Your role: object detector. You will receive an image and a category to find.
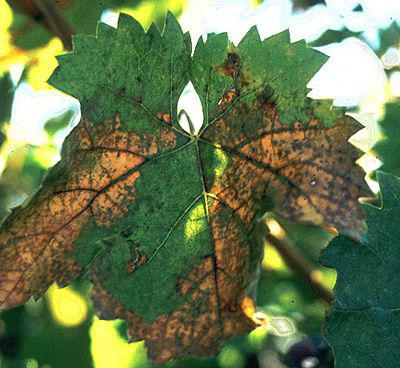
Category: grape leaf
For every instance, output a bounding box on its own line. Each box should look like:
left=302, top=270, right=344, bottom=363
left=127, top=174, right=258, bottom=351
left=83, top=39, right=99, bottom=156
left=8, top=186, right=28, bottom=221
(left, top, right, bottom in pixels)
left=0, top=14, right=369, bottom=362
left=372, top=102, right=400, bottom=176
left=321, top=172, right=400, bottom=368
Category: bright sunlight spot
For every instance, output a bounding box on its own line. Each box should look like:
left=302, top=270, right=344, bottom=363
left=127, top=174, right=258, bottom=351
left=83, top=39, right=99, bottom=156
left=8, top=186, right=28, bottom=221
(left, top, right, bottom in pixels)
left=266, top=218, right=285, bottom=239
left=268, top=317, right=296, bottom=336
left=263, top=244, right=286, bottom=271
left=47, top=284, right=88, bottom=327
left=213, top=147, right=230, bottom=178
left=219, top=345, right=245, bottom=368
left=90, top=318, right=148, bottom=368
left=25, top=359, right=39, bottom=368
left=184, top=201, right=207, bottom=241
left=308, top=38, right=386, bottom=106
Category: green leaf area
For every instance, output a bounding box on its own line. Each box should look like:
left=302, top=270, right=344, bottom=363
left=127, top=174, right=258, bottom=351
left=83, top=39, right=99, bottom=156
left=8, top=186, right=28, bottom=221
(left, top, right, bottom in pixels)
left=321, top=172, right=400, bottom=368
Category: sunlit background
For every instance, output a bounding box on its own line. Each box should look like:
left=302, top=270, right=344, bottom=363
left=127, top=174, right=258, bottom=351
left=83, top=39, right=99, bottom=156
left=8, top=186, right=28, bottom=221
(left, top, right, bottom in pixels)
left=0, top=1, right=399, bottom=367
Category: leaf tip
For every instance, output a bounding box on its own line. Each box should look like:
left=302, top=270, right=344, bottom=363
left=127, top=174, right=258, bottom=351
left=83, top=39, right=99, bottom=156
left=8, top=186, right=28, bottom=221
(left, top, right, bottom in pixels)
left=118, top=12, right=145, bottom=34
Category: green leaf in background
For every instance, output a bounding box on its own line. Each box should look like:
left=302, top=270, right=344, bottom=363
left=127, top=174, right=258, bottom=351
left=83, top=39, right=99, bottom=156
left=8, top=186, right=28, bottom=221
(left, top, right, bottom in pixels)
left=0, top=283, right=93, bottom=368
left=0, top=72, right=15, bottom=221
left=310, top=28, right=362, bottom=48
left=372, top=102, right=400, bottom=176
left=378, top=22, right=400, bottom=56
left=311, top=20, right=400, bottom=57
left=291, top=0, right=326, bottom=10
left=321, top=171, right=400, bottom=368
left=0, top=107, right=77, bottom=224
left=0, top=72, right=14, bottom=146
left=44, top=108, right=76, bottom=138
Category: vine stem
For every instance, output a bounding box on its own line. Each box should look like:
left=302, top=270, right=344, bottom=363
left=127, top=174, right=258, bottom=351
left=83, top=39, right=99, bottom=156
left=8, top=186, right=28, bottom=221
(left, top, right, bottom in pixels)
left=7, top=0, right=75, bottom=50
left=265, top=233, right=334, bottom=304
left=32, top=0, right=74, bottom=50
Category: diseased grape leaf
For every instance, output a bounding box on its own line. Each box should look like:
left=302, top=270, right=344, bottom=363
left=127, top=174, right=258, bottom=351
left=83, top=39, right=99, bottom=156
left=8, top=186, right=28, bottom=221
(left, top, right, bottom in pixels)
left=0, top=14, right=369, bottom=362
left=321, top=172, right=400, bottom=368
left=372, top=102, right=400, bottom=176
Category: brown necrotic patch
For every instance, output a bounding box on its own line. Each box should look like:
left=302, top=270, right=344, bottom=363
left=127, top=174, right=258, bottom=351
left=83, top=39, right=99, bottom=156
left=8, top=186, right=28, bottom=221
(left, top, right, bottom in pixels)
left=157, top=111, right=172, bottom=125
left=202, top=96, right=371, bottom=235
left=223, top=52, right=241, bottom=78
left=0, top=113, right=177, bottom=312
left=126, top=246, right=148, bottom=274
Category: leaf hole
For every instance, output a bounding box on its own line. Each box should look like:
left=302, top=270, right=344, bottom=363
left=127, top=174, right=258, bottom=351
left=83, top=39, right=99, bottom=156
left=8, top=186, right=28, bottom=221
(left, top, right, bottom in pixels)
left=177, top=81, right=204, bottom=135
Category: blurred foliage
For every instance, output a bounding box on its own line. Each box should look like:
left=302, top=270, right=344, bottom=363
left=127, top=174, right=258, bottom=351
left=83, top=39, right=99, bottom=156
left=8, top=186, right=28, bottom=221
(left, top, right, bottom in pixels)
left=0, top=0, right=399, bottom=367
left=310, top=28, right=361, bottom=48
left=379, top=22, right=400, bottom=57
left=258, top=0, right=328, bottom=10
left=0, top=73, right=14, bottom=127
left=312, top=21, right=400, bottom=59
left=0, top=72, right=14, bottom=147
left=0, top=71, right=15, bottom=221
left=7, top=0, right=138, bottom=50
left=0, top=281, right=92, bottom=368
left=372, top=102, right=400, bottom=176
left=291, top=0, right=324, bottom=10
left=119, top=0, right=188, bottom=30
left=274, top=218, right=334, bottom=269
left=0, top=108, right=76, bottom=222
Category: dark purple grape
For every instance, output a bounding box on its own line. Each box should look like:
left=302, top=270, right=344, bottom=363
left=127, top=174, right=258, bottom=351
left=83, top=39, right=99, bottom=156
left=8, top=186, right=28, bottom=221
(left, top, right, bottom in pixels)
left=284, top=336, right=332, bottom=368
